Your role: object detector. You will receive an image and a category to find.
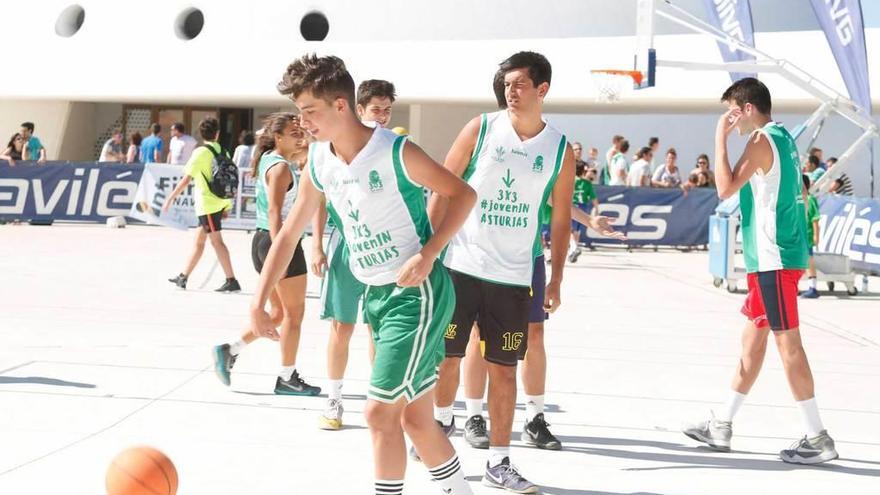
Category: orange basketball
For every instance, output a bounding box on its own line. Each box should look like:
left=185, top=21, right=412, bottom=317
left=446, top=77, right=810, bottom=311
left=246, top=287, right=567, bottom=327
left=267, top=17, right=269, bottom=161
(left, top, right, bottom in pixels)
left=106, top=446, right=178, bottom=495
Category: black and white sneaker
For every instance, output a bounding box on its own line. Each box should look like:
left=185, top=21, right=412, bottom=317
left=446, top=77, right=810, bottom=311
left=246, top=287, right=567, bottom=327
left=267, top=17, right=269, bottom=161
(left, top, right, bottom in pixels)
left=464, top=415, right=490, bottom=449
left=215, top=278, right=241, bottom=293
left=168, top=274, right=187, bottom=289
left=567, top=248, right=581, bottom=263
left=522, top=413, right=562, bottom=450
left=274, top=371, right=321, bottom=396
left=482, top=457, right=538, bottom=494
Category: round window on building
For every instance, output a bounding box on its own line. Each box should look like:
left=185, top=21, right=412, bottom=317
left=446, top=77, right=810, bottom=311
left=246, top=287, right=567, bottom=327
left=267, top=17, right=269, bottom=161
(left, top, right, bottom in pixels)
left=175, top=7, right=204, bottom=41
left=300, top=11, right=329, bottom=41
left=55, top=4, right=85, bottom=38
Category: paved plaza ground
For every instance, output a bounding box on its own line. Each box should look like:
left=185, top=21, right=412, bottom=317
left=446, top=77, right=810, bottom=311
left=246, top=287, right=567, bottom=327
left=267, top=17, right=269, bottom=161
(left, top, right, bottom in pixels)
left=1, top=224, right=878, bottom=494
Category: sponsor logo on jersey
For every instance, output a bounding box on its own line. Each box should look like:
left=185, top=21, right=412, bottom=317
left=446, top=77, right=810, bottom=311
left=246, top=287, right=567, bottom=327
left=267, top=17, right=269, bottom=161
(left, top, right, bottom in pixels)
left=532, top=155, right=544, bottom=173
left=492, top=146, right=506, bottom=163
left=368, top=170, right=383, bottom=192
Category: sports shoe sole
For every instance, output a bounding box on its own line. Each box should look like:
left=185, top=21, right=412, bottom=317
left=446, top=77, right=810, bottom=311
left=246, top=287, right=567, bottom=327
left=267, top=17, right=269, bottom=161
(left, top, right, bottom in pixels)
left=522, top=433, right=562, bottom=451
left=319, top=417, right=342, bottom=431
left=274, top=388, right=321, bottom=396
left=465, top=435, right=490, bottom=449
left=780, top=450, right=839, bottom=465
left=481, top=477, right=539, bottom=494
left=683, top=430, right=731, bottom=452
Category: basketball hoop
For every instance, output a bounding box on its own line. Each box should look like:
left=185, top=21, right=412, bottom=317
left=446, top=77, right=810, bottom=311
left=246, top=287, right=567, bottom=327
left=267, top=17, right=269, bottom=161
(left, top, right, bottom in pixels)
left=590, top=70, right=644, bottom=103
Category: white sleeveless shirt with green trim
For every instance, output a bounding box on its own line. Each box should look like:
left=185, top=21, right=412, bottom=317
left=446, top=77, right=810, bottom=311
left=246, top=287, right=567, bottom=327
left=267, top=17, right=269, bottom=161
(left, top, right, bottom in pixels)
left=443, top=110, right=566, bottom=287
left=308, top=127, right=432, bottom=286
left=739, top=121, right=809, bottom=273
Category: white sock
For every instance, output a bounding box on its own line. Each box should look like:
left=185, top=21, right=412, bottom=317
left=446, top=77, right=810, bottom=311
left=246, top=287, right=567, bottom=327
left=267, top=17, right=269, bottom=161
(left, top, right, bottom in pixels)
left=524, top=394, right=544, bottom=423
left=796, top=397, right=825, bottom=438
left=428, top=455, right=472, bottom=494
left=434, top=405, right=454, bottom=427
left=328, top=379, right=343, bottom=401
left=465, top=397, right=483, bottom=418
left=374, top=479, right=403, bottom=495
left=809, top=277, right=817, bottom=290
left=568, top=238, right=578, bottom=255
left=228, top=339, right=246, bottom=356
left=716, top=391, right=747, bottom=422
left=279, top=365, right=296, bottom=381
left=488, top=446, right=510, bottom=467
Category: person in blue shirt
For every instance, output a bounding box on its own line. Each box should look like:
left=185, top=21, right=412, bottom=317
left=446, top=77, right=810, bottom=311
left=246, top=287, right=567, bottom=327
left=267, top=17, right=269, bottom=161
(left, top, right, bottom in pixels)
left=139, top=123, right=164, bottom=163
left=20, top=122, right=46, bottom=163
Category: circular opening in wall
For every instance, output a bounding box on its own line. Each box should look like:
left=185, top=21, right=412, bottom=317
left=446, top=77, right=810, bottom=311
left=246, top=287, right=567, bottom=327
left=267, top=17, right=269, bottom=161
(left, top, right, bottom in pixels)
left=300, top=11, right=329, bottom=41
left=175, top=7, right=204, bottom=41
left=55, top=4, right=85, bottom=38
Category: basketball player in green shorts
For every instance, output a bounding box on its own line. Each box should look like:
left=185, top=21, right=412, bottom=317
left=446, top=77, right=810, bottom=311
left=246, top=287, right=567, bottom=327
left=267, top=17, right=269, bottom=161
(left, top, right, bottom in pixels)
left=250, top=54, right=476, bottom=495
left=682, top=77, right=837, bottom=464
left=310, top=79, right=397, bottom=430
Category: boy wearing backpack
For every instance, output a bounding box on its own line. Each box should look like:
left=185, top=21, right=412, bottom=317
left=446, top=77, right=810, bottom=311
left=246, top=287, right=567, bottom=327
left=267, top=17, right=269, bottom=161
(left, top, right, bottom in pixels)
left=164, top=117, right=242, bottom=293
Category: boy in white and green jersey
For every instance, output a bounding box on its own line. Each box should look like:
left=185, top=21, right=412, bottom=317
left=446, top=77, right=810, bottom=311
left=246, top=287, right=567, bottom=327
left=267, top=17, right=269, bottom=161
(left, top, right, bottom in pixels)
left=682, top=77, right=837, bottom=465
left=249, top=55, right=476, bottom=495
left=430, top=52, right=575, bottom=494
left=310, top=79, right=397, bottom=430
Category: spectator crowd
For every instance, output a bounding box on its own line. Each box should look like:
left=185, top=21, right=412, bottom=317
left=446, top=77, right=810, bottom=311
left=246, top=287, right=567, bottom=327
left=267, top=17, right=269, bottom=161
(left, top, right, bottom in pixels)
left=0, top=121, right=862, bottom=200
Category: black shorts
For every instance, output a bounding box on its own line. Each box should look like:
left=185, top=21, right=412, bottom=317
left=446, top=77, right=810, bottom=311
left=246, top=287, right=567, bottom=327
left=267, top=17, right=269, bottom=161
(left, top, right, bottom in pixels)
left=445, top=269, right=531, bottom=366
left=198, top=210, right=224, bottom=233
left=251, top=229, right=307, bottom=279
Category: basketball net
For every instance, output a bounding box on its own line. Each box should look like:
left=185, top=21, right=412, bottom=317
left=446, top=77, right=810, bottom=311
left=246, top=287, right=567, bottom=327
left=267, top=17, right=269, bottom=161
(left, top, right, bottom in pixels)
left=590, top=70, right=643, bottom=103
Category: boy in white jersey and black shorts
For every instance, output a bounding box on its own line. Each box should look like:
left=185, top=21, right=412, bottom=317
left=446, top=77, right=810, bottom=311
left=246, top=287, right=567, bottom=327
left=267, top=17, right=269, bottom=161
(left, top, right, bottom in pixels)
left=310, top=79, right=397, bottom=430
left=250, top=54, right=476, bottom=495
left=459, top=71, right=627, bottom=455
left=682, top=77, right=838, bottom=464
left=428, top=52, right=575, bottom=494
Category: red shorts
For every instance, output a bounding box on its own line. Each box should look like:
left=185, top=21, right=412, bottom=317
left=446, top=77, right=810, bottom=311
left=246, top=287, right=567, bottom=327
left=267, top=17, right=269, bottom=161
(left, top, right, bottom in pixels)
left=741, top=269, right=803, bottom=331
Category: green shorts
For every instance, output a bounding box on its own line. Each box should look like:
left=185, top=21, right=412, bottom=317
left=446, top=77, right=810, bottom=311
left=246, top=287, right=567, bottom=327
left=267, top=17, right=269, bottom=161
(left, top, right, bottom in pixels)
left=366, top=262, right=455, bottom=404
left=319, top=228, right=366, bottom=325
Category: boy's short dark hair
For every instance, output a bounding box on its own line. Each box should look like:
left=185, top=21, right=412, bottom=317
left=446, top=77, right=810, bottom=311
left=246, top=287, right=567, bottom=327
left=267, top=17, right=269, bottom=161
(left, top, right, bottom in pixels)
left=242, top=132, right=255, bottom=146
left=808, top=155, right=820, bottom=166
left=493, top=69, right=507, bottom=109
left=150, top=123, right=161, bottom=135
left=721, top=77, right=772, bottom=115
left=277, top=54, right=356, bottom=110
left=172, top=122, right=185, bottom=133
left=21, top=122, right=35, bottom=132
left=619, top=140, right=630, bottom=153
left=357, top=79, right=396, bottom=107
left=648, top=137, right=659, bottom=146
left=498, top=51, right=552, bottom=87
left=199, top=117, right=220, bottom=141
left=667, top=147, right=677, bottom=157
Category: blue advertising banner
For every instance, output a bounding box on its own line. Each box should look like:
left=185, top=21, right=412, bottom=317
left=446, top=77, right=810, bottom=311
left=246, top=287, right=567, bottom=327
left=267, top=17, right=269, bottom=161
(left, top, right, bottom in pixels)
left=0, top=161, right=143, bottom=222
left=702, top=0, right=756, bottom=82
left=581, top=186, right=719, bottom=246
left=817, top=195, right=880, bottom=274
left=809, top=0, right=871, bottom=114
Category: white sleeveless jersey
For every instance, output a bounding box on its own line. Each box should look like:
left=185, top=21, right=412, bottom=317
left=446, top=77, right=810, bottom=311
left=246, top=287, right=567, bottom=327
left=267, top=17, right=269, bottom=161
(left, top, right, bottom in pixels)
left=309, top=127, right=432, bottom=286
left=443, top=111, right=566, bottom=286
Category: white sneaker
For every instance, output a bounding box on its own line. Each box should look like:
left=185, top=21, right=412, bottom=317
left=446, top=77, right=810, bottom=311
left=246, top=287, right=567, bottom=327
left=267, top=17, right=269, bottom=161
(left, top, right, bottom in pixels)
left=682, top=411, right=732, bottom=451
left=780, top=430, right=839, bottom=464
left=319, top=399, right=343, bottom=430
